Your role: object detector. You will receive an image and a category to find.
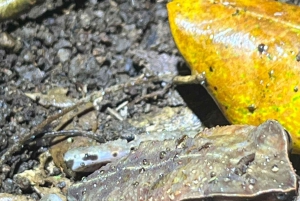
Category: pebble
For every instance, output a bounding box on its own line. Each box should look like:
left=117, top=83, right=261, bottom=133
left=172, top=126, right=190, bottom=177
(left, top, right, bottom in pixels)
left=0, top=32, right=22, bottom=53
left=23, top=51, right=35, bottom=63
left=80, top=11, right=94, bottom=29
left=57, top=48, right=71, bottom=63
left=0, top=0, right=181, bottom=198
left=38, top=31, right=56, bottom=46
left=40, top=194, right=63, bottom=201
left=53, top=39, right=72, bottom=50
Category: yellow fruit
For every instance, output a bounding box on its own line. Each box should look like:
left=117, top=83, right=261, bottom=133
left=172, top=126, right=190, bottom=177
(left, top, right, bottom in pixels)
left=167, top=0, right=300, bottom=153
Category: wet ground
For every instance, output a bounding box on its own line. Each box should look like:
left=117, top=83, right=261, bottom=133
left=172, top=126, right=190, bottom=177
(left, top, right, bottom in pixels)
left=0, top=0, right=229, bottom=199
left=0, top=0, right=299, bottom=200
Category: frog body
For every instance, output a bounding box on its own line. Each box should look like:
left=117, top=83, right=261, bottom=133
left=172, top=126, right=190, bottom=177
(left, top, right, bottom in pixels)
left=167, top=0, right=300, bottom=153
left=67, top=121, right=296, bottom=200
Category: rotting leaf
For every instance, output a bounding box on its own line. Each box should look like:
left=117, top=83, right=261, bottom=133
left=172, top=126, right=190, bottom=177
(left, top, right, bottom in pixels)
left=51, top=106, right=203, bottom=176
left=67, top=120, right=297, bottom=201
left=168, top=0, right=300, bottom=153
left=14, top=151, right=71, bottom=200
left=25, top=87, right=76, bottom=108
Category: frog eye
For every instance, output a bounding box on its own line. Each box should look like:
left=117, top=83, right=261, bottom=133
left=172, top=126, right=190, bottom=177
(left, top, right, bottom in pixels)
left=276, top=192, right=288, bottom=200
left=121, top=134, right=135, bottom=142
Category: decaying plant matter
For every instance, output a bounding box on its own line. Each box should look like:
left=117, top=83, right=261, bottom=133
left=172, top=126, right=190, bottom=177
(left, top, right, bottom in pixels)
left=168, top=0, right=300, bottom=153
left=0, top=0, right=43, bottom=22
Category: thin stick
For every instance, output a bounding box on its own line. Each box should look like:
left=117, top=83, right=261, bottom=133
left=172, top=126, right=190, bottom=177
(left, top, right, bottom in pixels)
left=0, top=74, right=161, bottom=168
left=41, top=130, right=104, bottom=142
left=0, top=103, right=79, bottom=168
left=173, top=74, right=207, bottom=85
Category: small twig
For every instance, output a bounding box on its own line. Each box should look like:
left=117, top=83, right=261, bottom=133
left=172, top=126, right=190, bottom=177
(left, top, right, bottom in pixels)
left=0, top=103, right=80, bottom=168
left=107, top=107, right=124, bottom=121
left=0, top=74, right=161, bottom=168
left=54, top=102, right=94, bottom=131
left=130, top=74, right=206, bottom=106
left=133, top=82, right=172, bottom=104
left=41, top=130, right=105, bottom=143
left=173, top=74, right=207, bottom=85
left=116, top=101, right=128, bottom=111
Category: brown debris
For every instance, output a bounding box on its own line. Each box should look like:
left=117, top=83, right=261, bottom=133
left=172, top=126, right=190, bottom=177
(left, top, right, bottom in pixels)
left=68, top=120, right=297, bottom=201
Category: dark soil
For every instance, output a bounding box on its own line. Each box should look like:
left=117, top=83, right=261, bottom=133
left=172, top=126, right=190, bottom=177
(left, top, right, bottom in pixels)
left=0, top=0, right=299, bottom=200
